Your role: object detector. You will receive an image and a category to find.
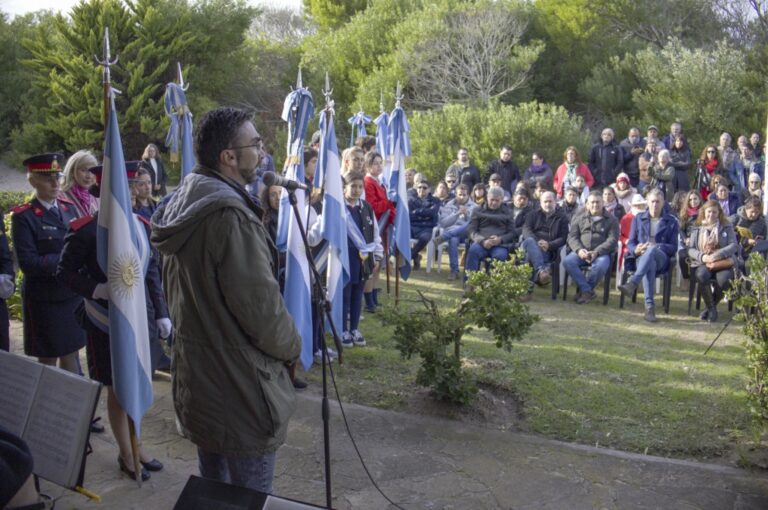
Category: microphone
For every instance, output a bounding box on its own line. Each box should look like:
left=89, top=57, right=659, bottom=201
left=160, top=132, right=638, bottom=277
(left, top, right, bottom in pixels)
left=262, top=171, right=309, bottom=191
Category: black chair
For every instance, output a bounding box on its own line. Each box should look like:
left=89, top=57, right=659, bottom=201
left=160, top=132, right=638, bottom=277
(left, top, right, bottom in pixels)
left=562, top=249, right=615, bottom=305
left=686, top=259, right=735, bottom=315
left=618, top=254, right=676, bottom=314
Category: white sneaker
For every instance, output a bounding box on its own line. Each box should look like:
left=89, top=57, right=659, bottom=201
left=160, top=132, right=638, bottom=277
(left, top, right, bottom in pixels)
left=342, top=331, right=354, bottom=348
left=351, top=329, right=366, bottom=346
left=314, top=348, right=338, bottom=361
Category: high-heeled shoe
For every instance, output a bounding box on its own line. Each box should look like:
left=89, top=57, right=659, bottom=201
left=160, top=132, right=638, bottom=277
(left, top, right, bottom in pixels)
left=118, top=456, right=150, bottom=481
left=140, top=458, right=164, bottom=472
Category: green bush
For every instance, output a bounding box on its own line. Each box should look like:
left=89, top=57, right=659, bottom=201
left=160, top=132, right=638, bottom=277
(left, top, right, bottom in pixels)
left=408, top=100, right=591, bottom=183
left=0, top=191, right=29, bottom=214
left=382, top=257, right=539, bottom=404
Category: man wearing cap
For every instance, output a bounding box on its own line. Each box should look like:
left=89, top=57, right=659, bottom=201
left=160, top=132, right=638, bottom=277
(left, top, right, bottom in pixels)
left=588, top=128, right=624, bottom=190
left=57, top=160, right=169, bottom=481
left=10, top=153, right=85, bottom=371
left=645, top=125, right=665, bottom=153
left=564, top=191, right=619, bottom=304
left=485, top=146, right=520, bottom=196
left=151, top=107, right=301, bottom=493
left=619, top=189, right=679, bottom=322
left=488, top=173, right=511, bottom=202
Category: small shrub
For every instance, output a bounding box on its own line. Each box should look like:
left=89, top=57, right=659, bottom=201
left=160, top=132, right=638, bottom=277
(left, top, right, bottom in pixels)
left=383, top=256, right=539, bottom=404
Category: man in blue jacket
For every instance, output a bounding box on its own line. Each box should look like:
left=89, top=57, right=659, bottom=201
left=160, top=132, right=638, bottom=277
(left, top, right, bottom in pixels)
left=408, top=180, right=440, bottom=270
left=618, top=189, right=679, bottom=322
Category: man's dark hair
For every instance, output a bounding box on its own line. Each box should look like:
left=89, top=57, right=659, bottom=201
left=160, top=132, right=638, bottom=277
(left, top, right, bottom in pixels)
left=194, top=107, right=252, bottom=170
left=744, top=196, right=762, bottom=210
left=304, top=146, right=318, bottom=164
left=501, top=145, right=513, bottom=152
left=455, top=184, right=469, bottom=193
left=355, top=135, right=376, bottom=152
left=588, top=190, right=603, bottom=200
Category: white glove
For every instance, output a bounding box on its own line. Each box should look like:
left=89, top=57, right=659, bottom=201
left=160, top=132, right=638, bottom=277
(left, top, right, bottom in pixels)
left=92, top=283, right=109, bottom=301
left=156, top=318, right=172, bottom=339
left=0, top=274, right=14, bottom=300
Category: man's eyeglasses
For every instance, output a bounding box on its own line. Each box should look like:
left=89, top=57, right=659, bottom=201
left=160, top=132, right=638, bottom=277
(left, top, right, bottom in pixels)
left=230, top=139, right=263, bottom=151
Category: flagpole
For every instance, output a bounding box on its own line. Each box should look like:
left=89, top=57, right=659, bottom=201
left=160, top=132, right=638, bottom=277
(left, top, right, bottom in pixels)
left=380, top=92, right=392, bottom=296
left=95, top=27, right=142, bottom=489
left=763, top=111, right=768, bottom=216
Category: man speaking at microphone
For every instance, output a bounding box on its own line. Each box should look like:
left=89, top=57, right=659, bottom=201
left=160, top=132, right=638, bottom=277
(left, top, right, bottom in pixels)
left=151, top=107, right=301, bottom=493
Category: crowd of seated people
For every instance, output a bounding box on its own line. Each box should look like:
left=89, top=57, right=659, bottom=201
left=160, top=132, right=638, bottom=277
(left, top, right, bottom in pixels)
left=397, top=125, right=766, bottom=323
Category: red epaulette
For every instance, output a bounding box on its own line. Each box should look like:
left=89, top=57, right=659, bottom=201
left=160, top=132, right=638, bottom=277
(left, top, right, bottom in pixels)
left=136, top=215, right=151, bottom=227
left=70, top=215, right=95, bottom=231
left=10, top=203, right=31, bottom=215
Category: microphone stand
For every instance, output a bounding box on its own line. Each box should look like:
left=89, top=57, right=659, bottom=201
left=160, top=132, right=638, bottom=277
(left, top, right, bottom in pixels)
left=286, top=188, right=343, bottom=510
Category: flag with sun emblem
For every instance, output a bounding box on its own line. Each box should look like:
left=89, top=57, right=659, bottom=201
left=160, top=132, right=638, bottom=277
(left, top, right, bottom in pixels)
left=97, top=90, right=153, bottom=434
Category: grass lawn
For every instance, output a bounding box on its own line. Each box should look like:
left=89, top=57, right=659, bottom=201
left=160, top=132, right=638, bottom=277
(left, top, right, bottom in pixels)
left=304, top=259, right=766, bottom=466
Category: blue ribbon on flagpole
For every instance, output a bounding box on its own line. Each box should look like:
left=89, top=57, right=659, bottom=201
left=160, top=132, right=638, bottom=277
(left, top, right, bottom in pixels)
left=347, top=111, right=371, bottom=148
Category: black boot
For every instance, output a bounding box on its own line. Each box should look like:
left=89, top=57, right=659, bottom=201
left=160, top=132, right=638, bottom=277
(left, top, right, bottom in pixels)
left=708, top=306, right=718, bottom=323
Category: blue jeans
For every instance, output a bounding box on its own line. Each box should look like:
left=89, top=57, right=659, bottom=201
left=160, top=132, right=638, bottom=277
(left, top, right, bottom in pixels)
left=442, top=224, right=468, bottom=273
left=198, top=448, right=277, bottom=493
left=521, top=238, right=553, bottom=278
left=628, top=245, right=668, bottom=306
left=466, top=243, right=509, bottom=272
left=563, top=252, right=611, bottom=293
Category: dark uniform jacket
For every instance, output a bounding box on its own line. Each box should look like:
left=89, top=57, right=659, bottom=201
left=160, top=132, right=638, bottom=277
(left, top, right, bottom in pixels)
left=11, top=198, right=79, bottom=302
left=56, top=214, right=169, bottom=338
left=408, top=194, right=440, bottom=230
left=486, top=159, right=520, bottom=194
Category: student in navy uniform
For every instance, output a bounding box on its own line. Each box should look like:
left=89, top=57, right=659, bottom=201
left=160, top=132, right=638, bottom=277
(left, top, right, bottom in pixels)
left=57, top=162, right=169, bottom=482
left=340, top=171, right=383, bottom=348
left=0, top=212, right=14, bottom=351
left=10, top=153, right=85, bottom=371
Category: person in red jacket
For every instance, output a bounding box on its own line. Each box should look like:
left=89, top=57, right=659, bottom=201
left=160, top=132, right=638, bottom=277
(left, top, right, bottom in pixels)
left=363, top=151, right=395, bottom=311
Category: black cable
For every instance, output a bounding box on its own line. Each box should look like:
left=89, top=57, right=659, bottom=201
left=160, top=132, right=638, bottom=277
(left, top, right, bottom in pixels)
left=323, top=349, right=407, bottom=510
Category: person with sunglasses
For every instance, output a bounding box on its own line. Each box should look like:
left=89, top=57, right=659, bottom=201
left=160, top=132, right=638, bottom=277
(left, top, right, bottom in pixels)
left=408, top=180, right=440, bottom=270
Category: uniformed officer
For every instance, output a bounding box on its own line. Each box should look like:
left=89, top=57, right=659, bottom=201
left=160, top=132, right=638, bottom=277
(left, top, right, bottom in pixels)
left=10, top=153, right=85, bottom=370
left=57, top=162, right=169, bottom=482
left=0, top=212, right=14, bottom=352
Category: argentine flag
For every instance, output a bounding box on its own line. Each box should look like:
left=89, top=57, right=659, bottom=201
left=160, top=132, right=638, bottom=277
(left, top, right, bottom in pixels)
left=374, top=110, right=391, bottom=187
left=387, top=104, right=412, bottom=280
left=276, top=88, right=314, bottom=370
left=317, top=108, right=349, bottom=362
left=97, top=91, right=153, bottom=434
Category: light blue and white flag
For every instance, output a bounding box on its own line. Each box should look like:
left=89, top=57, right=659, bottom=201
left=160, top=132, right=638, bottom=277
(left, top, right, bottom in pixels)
left=164, top=82, right=195, bottom=181
left=348, top=110, right=371, bottom=148
left=374, top=110, right=391, bottom=187
left=276, top=87, right=314, bottom=370
left=317, top=108, right=349, bottom=359
left=387, top=104, right=412, bottom=280
left=97, top=90, right=153, bottom=435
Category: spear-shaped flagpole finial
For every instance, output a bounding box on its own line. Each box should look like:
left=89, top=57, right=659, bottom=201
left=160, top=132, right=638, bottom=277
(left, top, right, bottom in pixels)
left=93, top=27, right=119, bottom=128
left=395, top=81, right=403, bottom=109
left=296, top=68, right=303, bottom=89
left=176, top=62, right=189, bottom=91
left=323, top=72, right=333, bottom=107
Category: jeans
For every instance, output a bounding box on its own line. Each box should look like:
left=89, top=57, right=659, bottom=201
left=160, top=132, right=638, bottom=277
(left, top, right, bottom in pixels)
left=563, top=252, right=611, bottom=293
left=628, top=245, right=669, bottom=306
left=466, top=243, right=509, bottom=272
left=442, top=224, right=469, bottom=273
left=411, top=226, right=433, bottom=260
left=521, top=238, right=553, bottom=277
left=198, top=448, right=277, bottom=493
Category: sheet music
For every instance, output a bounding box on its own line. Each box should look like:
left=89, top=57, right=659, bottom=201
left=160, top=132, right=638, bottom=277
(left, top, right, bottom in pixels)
left=23, top=367, right=100, bottom=487
left=0, top=351, right=43, bottom=436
